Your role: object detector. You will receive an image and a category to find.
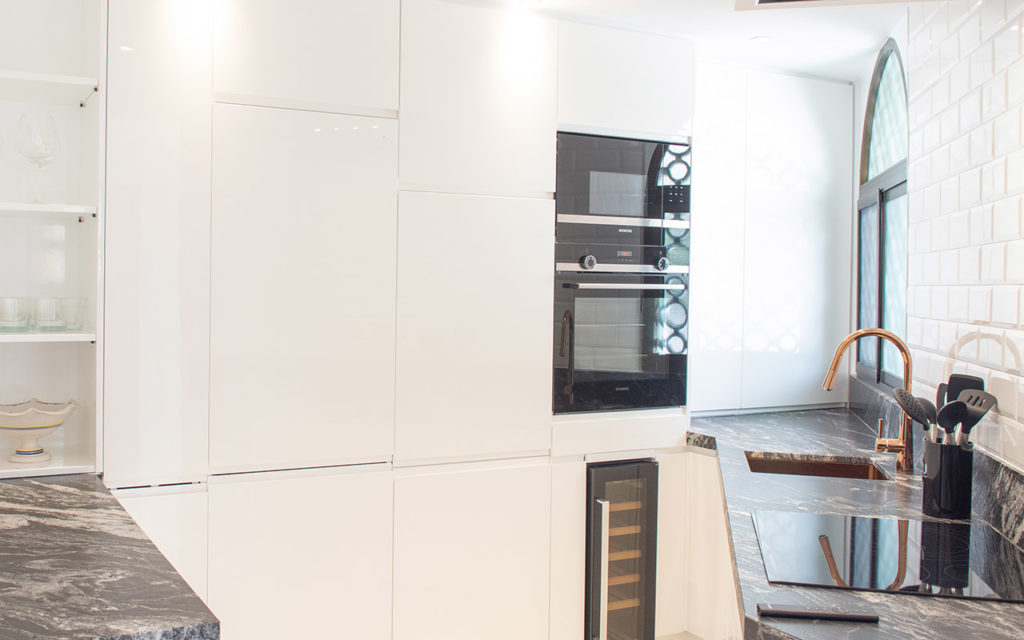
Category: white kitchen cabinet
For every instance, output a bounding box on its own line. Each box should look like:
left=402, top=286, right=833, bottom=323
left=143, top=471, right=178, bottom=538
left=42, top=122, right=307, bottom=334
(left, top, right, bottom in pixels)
left=0, top=0, right=103, bottom=478
left=689, top=63, right=852, bottom=412
left=688, top=62, right=747, bottom=412
left=104, top=0, right=212, bottom=488
left=399, top=0, right=557, bottom=197
left=213, top=0, right=398, bottom=114
left=209, top=104, right=396, bottom=473
left=112, top=484, right=209, bottom=601
left=208, top=465, right=393, bottom=640
left=680, top=447, right=742, bottom=639
left=739, top=71, right=852, bottom=409
left=393, top=460, right=551, bottom=640
left=394, top=191, right=553, bottom=463
left=549, top=458, right=585, bottom=640
left=557, top=21, right=694, bottom=141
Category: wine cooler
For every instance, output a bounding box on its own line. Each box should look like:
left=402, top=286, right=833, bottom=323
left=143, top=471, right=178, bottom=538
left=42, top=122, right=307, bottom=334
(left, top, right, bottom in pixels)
left=586, top=459, right=659, bottom=640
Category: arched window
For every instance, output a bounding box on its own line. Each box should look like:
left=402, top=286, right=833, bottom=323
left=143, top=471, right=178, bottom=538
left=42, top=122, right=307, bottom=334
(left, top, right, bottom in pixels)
left=857, top=39, right=908, bottom=387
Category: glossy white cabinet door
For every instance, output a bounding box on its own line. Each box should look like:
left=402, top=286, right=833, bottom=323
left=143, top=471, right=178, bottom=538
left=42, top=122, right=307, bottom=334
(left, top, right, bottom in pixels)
left=112, top=485, right=209, bottom=601
left=210, top=104, right=396, bottom=473
left=399, top=0, right=557, bottom=197
left=393, top=461, right=550, bottom=640
left=208, top=466, right=393, bottom=640
left=688, top=62, right=747, bottom=412
left=104, top=0, right=212, bottom=488
left=549, top=459, right=585, bottom=640
left=740, top=72, right=852, bottom=409
left=558, top=21, right=694, bottom=140
left=395, top=192, right=553, bottom=463
left=213, top=0, right=398, bottom=112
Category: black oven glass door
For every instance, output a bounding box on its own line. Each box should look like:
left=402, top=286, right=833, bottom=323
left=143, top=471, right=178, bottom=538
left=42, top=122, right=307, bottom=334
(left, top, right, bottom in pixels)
left=555, top=132, right=691, bottom=226
left=553, top=273, right=688, bottom=414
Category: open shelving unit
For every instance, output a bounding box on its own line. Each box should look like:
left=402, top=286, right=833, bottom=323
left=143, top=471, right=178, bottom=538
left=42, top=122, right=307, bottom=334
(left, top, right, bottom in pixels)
left=0, top=0, right=105, bottom=479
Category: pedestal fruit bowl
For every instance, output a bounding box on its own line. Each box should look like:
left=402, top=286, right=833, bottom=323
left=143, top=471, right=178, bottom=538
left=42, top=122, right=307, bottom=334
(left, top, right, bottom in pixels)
left=0, top=399, right=77, bottom=463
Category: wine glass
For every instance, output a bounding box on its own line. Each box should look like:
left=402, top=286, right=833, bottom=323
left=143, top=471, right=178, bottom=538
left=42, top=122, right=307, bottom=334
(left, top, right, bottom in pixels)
left=15, top=113, right=60, bottom=203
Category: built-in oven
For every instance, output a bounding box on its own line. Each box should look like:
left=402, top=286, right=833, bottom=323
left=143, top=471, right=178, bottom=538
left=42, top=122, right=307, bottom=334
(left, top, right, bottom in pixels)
left=553, top=130, right=691, bottom=415
left=553, top=244, right=688, bottom=414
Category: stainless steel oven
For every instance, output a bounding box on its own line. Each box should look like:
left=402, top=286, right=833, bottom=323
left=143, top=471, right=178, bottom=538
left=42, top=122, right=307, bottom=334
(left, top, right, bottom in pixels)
left=553, top=132, right=690, bottom=415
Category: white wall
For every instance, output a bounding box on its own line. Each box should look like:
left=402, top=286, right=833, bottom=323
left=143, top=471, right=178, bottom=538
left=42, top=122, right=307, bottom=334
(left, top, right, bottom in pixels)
left=905, top=0, right=1024, bottom=471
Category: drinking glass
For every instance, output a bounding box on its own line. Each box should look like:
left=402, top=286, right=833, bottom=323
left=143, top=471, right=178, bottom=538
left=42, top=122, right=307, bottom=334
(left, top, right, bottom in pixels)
left=15, top=113, right=61, bottom=203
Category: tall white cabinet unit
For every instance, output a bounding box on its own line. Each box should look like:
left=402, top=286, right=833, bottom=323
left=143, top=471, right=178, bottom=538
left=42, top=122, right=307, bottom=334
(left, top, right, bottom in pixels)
left=0, top=0, right=104, bottom=477
left=104, top=0, right=213, bottom=488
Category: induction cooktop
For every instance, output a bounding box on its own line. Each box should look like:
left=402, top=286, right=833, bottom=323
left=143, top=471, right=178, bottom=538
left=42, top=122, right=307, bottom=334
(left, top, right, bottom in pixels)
left=751, top=510, right=1024, bottom=604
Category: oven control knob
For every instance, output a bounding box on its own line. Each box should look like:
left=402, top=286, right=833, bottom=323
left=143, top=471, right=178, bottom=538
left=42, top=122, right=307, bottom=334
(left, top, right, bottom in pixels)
left=656, top=257, right=671, bottom=271
left=580, top=255, right=598, bottom=270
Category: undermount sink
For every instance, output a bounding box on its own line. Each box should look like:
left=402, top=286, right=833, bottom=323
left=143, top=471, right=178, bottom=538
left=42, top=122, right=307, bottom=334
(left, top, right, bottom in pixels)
left=745, top=451, right=889, bottom=480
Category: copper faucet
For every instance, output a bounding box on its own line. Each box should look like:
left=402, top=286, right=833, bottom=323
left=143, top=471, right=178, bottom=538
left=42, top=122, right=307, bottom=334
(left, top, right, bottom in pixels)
left=822, top=328, right=914, bottom=473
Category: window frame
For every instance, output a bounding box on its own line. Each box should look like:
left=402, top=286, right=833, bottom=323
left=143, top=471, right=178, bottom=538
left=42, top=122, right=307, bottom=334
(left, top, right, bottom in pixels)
left=856, top=38, right=908, bottom=390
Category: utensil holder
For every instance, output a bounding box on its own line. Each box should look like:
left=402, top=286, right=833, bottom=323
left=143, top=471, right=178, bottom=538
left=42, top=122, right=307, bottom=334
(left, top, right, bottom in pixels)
left=922, top=440, right=973, bottom=520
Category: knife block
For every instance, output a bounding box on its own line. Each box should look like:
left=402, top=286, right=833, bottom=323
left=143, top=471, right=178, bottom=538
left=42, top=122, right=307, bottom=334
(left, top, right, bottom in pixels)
left=922, top=440, right=973, bottom=520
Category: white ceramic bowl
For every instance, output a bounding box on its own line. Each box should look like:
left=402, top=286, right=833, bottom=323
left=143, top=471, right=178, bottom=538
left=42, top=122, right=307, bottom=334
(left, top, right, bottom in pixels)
left=0, top=399, right=78, bottom=463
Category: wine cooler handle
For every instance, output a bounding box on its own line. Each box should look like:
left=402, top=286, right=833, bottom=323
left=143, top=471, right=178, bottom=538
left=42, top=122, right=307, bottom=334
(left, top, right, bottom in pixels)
left=597, top=498, right=610, bottom=640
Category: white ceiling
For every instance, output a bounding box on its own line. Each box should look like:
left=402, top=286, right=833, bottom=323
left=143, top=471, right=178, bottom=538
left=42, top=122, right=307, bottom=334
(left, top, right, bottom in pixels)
left=495, top=0, right=917, bottom=83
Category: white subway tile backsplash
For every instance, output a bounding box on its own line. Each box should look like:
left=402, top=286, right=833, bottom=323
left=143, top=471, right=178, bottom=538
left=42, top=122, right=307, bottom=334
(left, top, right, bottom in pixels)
left=960, top=9, right=984, bottom=54
left=1009, top=58, right=1024, bottom=105
left=942, top=176, right=961, bottom=214
left=970, top=204, right=994, bottom=244
left=982, top=242, right=1008, bottom=281
left=910, top=253, right=926, bottom=285
left=994, top=285, right=1021, bottom=323
left=995, top=21, right=1022, bottom=71
left=994, top=104, right=1022, bottom=156
left=911, top=129, right=925, bottom=157
left=971, top=122, right=994, bottom=165
left=970, top=285, right=994, bottom=320
left=924, top=251, right=942, bottom=283
left=990, top=375, right=1019, bottom=414
left=1005, top=239, right=1024, bottom=279
left=961, top=166, right=984, bottom=206
left=982, top=157, right=1007, bottom=200
left=952, top=57, right=972, bottom=102
left=951, top=210, right=971, bottom=247
left=1005, top=329, right=1024, bottom=369
left=950, top=286, right=971, bottom=320
left=934, top=285, right=951, bottom=318
left=992, top=195, right=1022, bottom=239
left=924, top=318, right=941, bottom=349
left=1006, top=147, right=1024, bottom=192
left=973, top=42, right=995, bottom=91
left=924, top=115, right=943, bottom=152
left=979, top=328, right=1006, bottom=366
left=983, top=70, right=1008, bottom=119
left=941, top=249, right=960, bottom=284
left=960, top=244, right=983, bottom=282
left=943, top=103, right=962, bottom=143
left=924, top=183, right=942, bottom=219
left=916, top=286, right=933, bottom=316
left=933, top=143, right=952, bottom=179
left=945, top=32, right=964, bottom=75
left=957, top=325, right=981, bottom=360
left=982, top=0, right=1008, bottom=40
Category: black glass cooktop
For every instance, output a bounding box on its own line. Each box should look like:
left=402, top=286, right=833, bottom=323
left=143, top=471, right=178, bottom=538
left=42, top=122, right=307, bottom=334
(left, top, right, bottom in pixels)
left=752, top=510, right=1024, bottom=603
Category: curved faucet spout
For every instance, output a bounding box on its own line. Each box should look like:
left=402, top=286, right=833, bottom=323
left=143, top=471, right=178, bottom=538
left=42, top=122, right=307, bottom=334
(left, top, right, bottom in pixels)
left=823, top=328, right=914, bottom=473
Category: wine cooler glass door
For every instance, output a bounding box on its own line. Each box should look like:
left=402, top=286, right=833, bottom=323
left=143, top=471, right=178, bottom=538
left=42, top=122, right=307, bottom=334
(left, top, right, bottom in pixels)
left=586, top=460, right=659, bottom=640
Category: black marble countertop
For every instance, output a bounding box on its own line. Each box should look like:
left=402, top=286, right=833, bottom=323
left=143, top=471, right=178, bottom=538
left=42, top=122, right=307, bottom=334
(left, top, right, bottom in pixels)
left=0, top=473, right=218, bottom=640
left=690, top=408, right=1024, bottom=640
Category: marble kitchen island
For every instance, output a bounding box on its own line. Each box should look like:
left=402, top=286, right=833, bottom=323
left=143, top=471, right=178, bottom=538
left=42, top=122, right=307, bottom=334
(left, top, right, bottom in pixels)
left=0, top=473, right=218, bottom=640
left=690, top=409, right=1024, bottom=640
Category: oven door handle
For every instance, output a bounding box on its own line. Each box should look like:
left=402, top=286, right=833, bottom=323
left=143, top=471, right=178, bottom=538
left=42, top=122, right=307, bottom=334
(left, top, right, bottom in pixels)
left=565, top=283, right=687, bottom=291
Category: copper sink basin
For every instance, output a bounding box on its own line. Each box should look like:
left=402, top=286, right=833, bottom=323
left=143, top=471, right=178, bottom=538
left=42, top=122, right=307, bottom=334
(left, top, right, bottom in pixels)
left=745, top=451, right=888, bottom=480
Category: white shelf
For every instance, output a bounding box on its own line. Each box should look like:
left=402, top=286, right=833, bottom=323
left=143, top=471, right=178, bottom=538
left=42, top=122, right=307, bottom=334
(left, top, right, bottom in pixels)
left=0, top=332, right=96, bottom=344
left=0, top=70, right=98, bottom=106
left=0, top=443, right=94, bottom=480
left=0, top=202, right=96, bottom=216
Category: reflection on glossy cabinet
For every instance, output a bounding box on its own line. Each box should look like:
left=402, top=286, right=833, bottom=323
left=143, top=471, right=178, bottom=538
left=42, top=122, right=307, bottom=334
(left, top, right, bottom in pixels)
left=557, top=21, right=694, bottom=140
left=209, top=104, right=397, bottom=473
left=395, top=191, right=553, bottom=463
left=104, top=0, right=213, bottom=488
left=213, top=0, right=399, bottom=112
left=208, top=466, right=393, bottom=640
left=393, top=461, right=551, bottom=640
left=112, top=485, right=209, bottom=601
left=399, top=0, right=557, bottom=197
